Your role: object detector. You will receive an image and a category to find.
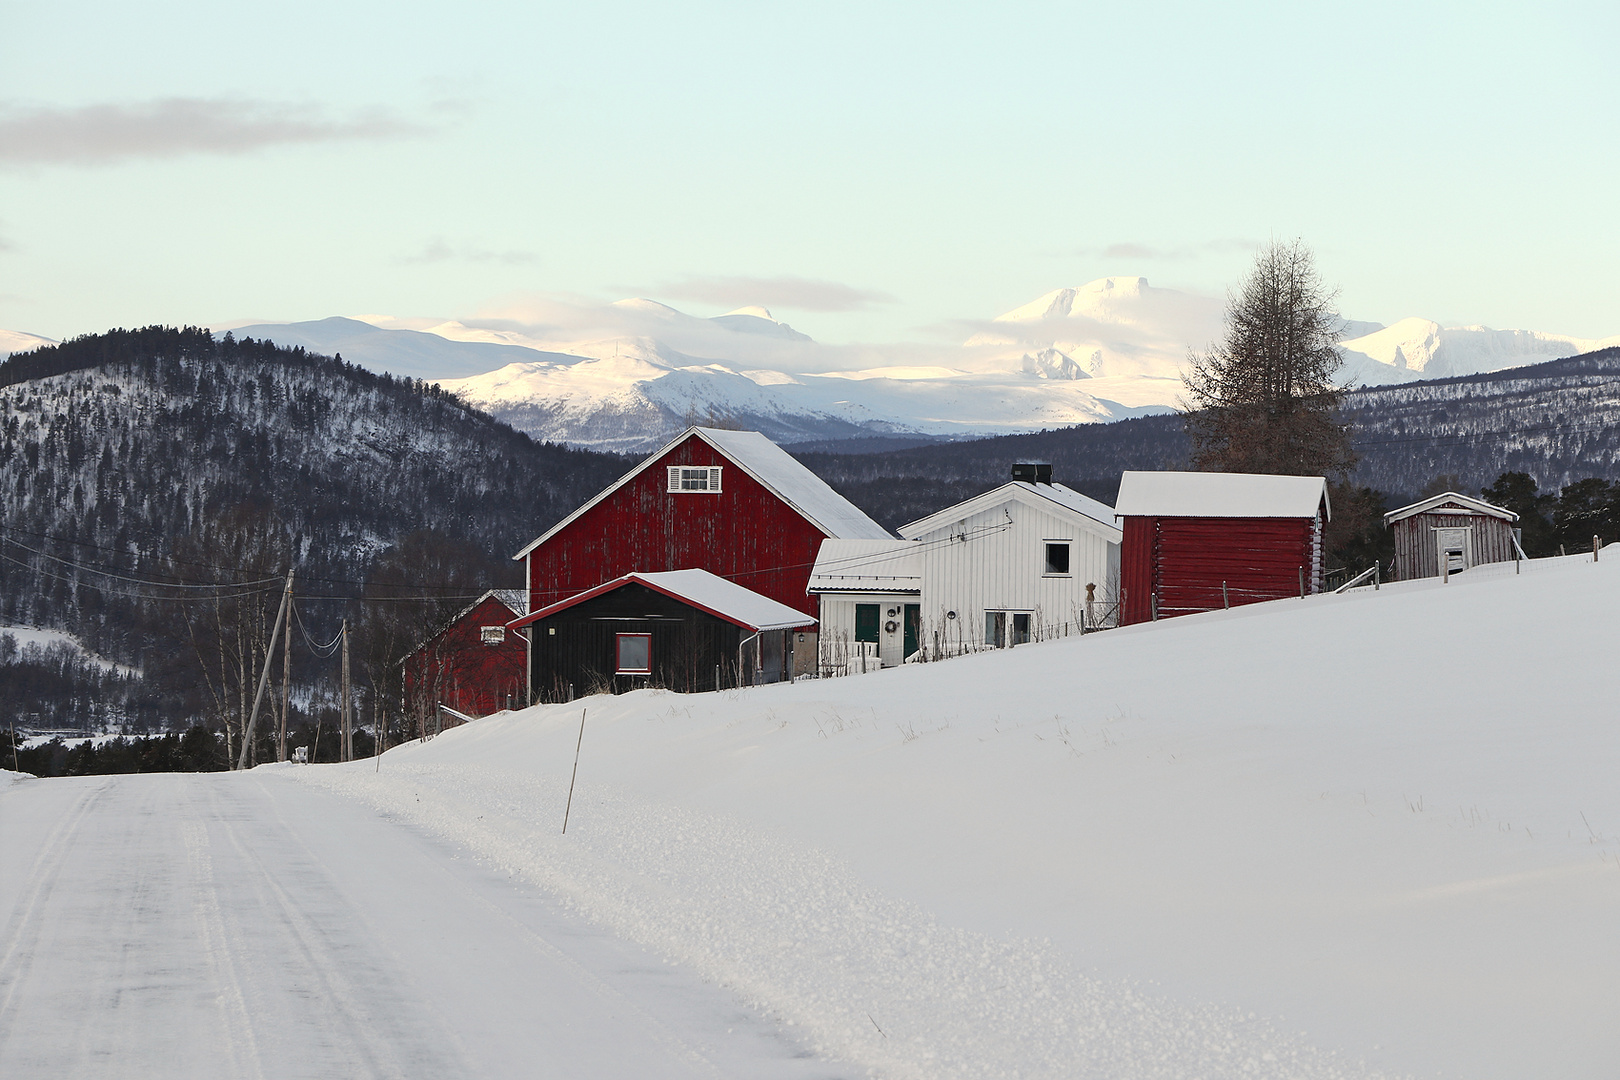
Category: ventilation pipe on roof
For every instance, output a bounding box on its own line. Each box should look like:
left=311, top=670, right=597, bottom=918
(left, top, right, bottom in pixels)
left=1011, top=461, right=1052, bottom=485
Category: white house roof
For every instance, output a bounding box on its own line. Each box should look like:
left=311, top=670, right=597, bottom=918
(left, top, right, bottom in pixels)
left=1384, top=491, right=1518, bottom=525
left=513, top=427, right=890, bottom=560
left=897, top=481, right=1122, bottom=542
left=1113, top=471, right=1331, bottom=521
left=807, top=539, right=923, bottom=593
left=511, top=568, right=816, bottom=633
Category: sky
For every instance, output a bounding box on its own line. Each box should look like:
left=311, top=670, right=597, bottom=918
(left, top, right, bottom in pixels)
left=2, top=0, right=1617, bottom=346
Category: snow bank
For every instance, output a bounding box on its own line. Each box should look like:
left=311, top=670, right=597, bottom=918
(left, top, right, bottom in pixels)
left=289, top=552, right=1620, bottom=1080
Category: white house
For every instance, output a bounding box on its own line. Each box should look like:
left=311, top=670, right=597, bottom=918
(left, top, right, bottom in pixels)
left=807, top=539, right=923, bottom=672
left=808, top=463, right=1121, bottom=669
left=899, top=463, right=1120, bottom=654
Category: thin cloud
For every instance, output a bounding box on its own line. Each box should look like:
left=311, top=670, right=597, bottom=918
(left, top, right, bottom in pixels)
left=0, top=98, right=423, bottom=166
left=1093, top=238, right=1259, bottom=261
left=642, top=275, right=897, bottom=313
left=396, top=238, right=536, bottom=266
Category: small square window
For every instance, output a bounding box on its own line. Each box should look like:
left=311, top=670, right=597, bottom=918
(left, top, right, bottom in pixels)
left=616, top=633, right=651, bottom=674
left=480, top=625, right=506, bottom=645
left=1044, top=541, right=1071, bottom=576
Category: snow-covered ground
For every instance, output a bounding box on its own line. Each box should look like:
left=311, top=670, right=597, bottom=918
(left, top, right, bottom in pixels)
left=4, top=553, right=1616, bottom=1078
left=0, top=771, right=856, bottom=1079
left=0, top=626, right=137, bottom=676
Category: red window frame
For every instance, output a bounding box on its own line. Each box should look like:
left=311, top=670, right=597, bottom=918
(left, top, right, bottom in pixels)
left=615, top=633, right=652, bottom=674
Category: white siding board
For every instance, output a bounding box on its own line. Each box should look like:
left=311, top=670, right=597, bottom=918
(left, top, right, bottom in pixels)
left=911, top=496, right=1119, bottom=651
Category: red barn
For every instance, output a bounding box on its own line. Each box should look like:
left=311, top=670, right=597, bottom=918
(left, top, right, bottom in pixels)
left=1114, top=471, right=1330, bottom=625
left=512, top=426, right=890, bottom=697
left=401, top=589, right=528, bottom=730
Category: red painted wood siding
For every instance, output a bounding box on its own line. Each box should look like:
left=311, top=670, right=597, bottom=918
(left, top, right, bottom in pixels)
left=403, top=595, right=528, bottom=720
left=1120, top=516, right=1156, bottom=625
left=1120, top=515, right=1319, bottom=625
left=527, top=434, right=829, bottom=619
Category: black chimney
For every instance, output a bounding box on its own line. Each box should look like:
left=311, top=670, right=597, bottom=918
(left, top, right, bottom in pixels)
left=1011, top=461, right=1052, bottom=485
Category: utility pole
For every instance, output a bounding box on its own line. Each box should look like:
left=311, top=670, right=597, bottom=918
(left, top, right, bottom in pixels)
left=237, top=568, right=293, bottom=771
left=277, top=574, right=295, bottom=762
left=340, top=619, right=352, bottom=762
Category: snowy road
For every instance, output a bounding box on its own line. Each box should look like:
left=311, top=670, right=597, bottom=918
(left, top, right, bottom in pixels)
left=0, top=772, right=847, bottom=1080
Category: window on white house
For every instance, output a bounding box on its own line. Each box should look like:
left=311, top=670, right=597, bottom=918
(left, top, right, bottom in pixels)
left=1044, top=541, right=1071, bottom=576
left=480, top=625, right=506, bottom=645
left=616, top=633, right=652, bottom=674
left=985, top=611, right=1032, bottom=647
left=1011, top=612, right=1031, bottom=645
left=666, top=466, right=723, bottom=492
left=984, top=611, right=1005, bottom=647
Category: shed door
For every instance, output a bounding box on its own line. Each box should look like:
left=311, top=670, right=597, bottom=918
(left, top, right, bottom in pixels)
left=903, top=604, right=920, bottom=660
left=1435, top=527, right=1473, bottom=573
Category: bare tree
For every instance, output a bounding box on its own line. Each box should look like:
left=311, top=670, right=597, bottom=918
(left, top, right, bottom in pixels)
left=1182, top=239, right=1355, bottom=478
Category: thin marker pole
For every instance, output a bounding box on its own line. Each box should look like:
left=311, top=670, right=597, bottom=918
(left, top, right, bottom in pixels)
left=562, top=708, right=587, bottom=835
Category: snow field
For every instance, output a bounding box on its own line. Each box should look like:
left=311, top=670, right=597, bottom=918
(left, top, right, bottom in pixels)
left=299, top=759, right=1375, bottom=1080
left=291, top=552, right=1620, bottom=1080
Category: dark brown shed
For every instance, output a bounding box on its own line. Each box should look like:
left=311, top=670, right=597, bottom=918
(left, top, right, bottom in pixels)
left=1383, top=493, right=1520, bottom=581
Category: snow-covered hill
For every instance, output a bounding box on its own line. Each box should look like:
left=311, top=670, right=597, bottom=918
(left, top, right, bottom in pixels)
left=285, top=551, right=1620, bottom=1080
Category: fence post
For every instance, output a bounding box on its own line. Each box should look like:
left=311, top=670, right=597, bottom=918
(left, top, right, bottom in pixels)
left=1374, top=560, right=1380, bottom=590
left=1595, top=535, right=1601, bottom=562
left=1222, top=581, right=1229, bottom=609
left=1299, top=567, right=1305, bottom=598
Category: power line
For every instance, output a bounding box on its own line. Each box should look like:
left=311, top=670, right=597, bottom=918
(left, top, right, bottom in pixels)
left=0, top=532, right=280, bottom=591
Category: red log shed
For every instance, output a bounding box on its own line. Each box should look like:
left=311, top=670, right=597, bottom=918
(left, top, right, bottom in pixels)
left=1114, top=471, right=1330, bottom=625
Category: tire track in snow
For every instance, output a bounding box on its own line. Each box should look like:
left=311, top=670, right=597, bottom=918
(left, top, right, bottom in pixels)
left=203, top=777, right=472, bottom=1080
left=180, top=799, right=264, bottom=1080
left=0, top=777, right=110, bottom=1040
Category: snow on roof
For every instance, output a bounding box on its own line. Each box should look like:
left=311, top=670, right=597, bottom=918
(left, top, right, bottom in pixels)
left=696, top=428, right=891, bottom=541
left=1383, top=492, right=1518, bottom=525
left=513, top=568, right=817, bottom=633
left=897, top=481, right=1121, bottom=541
left=1113, top=471, right=1330, bottom=521
left=807, top=539, right=923, bottom=593
left=491, top=589, right=528, bottom=617
left=513, top=427, right=890, bottom=560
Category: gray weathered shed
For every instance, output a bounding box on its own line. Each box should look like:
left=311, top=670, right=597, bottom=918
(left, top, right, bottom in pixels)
left=1384, top=492, right=1519, bottom=581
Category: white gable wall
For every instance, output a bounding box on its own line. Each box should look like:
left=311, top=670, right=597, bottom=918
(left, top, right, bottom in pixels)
left=912, top=495, right=1119, bottom=654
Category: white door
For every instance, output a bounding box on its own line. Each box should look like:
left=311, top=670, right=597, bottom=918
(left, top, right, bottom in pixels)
left=1435, top=527, right=1473, bottom=574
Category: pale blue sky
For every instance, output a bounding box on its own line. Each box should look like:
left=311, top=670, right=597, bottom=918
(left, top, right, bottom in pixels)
left=3, top=0, right=1616, bottom=344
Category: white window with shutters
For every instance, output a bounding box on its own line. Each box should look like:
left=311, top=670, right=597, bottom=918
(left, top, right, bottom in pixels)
left=667, top=465, right=723, bottom=493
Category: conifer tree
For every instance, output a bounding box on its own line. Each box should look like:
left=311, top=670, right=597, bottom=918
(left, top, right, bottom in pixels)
left=1182, top=239, right=1354, bottom=477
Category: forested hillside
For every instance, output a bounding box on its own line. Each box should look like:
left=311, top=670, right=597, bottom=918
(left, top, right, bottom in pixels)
left=796, top=347, right=1620, bottom=531
left=0, top=327, right=629, bottom=751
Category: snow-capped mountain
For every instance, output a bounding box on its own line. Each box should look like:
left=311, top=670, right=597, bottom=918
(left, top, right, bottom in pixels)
left=1336, top=318, right=1620, bottom=382
left=224, top=296, right=1172, bottom=452
left=13, top=279, right=1612, bottom=452
left=0, top=329, right=56, bottom=357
